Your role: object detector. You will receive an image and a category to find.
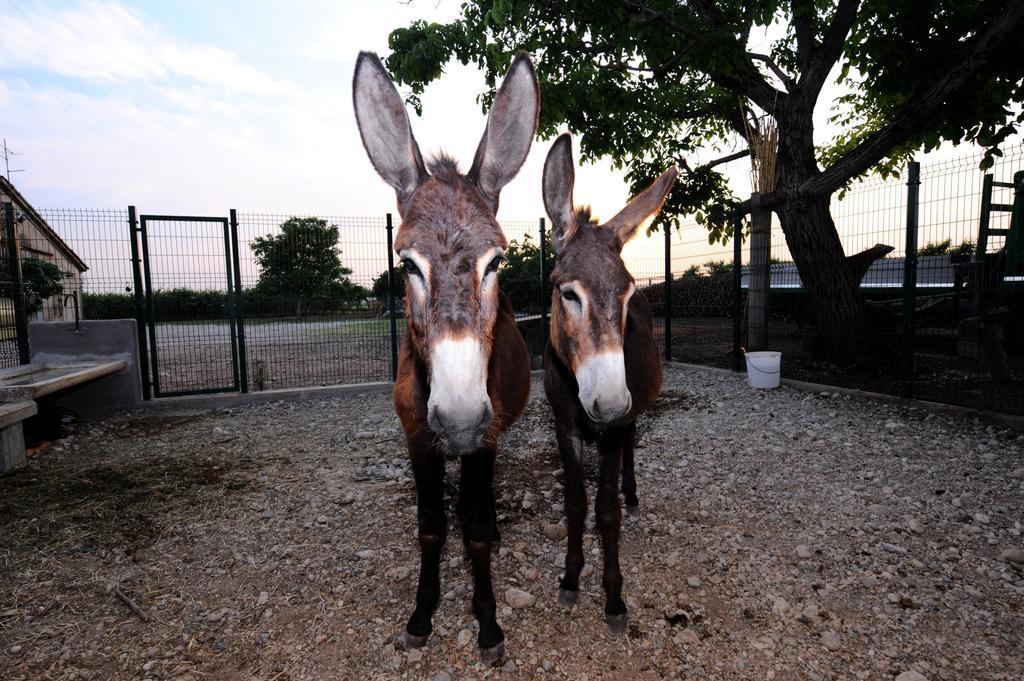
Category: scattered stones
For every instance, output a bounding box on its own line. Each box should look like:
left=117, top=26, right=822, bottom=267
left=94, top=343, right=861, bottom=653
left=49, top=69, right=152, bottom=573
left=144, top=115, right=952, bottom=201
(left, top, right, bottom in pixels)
left=206, top=608, right=228, bottom=623
left=676, top=629, right=699, bottom=645
left=542, top=523, right=567, bottom=541
left=895, top=672, right=929, bottom=681
left=504, top=588, right=536, bottom=609
left=821, top=631, right=842, bottom=652
left=2, top=365, right=1022, bottom=679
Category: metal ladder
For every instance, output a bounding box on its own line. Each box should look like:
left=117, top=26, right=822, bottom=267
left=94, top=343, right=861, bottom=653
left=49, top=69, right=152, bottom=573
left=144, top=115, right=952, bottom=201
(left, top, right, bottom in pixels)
left=976, top=170, right=1024, bottom=292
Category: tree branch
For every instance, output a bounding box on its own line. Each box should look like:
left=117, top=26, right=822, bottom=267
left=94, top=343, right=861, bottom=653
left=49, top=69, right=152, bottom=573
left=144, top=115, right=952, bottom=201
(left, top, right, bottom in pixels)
left=803, top=0, right=1024, bottom=197
left=748, top=52, right=796, bottom=91
left=680, top=149, right=751, bottom=176
left=656, top=0, right=786, bottom=110
left=790, top=0, right=817, bottom=72
left=800, top=0, right=861, bottom=98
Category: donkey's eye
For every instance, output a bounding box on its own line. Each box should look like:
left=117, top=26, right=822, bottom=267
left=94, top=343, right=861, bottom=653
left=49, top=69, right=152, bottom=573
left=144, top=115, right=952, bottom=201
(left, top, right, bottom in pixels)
left=561, top=289, right=580, bottom=304
left=485, top=255, right=504, bottom=275
left=401, top=259, right=421, bottom=277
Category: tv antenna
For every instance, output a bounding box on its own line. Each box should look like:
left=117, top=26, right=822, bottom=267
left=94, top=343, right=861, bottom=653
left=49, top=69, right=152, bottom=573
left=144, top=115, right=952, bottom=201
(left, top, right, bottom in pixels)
left=3, top=138, right=25, bottom=182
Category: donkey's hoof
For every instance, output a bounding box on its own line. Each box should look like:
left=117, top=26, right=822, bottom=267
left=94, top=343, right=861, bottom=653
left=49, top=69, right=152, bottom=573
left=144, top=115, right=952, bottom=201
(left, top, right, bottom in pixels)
left=480, top=641, right=505, bottom=667
left=397, top=632, right=428, bottom=651
left=625, top=504, right=641, bottom=517
left=557, top=588, right=578, bottom=608
left=605, top=613, right=628, bottom=636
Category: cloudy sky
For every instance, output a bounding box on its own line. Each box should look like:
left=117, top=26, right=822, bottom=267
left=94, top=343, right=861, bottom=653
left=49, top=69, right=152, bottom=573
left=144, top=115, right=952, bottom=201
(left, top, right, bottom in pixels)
left=0, top=0, right=653, bottom=222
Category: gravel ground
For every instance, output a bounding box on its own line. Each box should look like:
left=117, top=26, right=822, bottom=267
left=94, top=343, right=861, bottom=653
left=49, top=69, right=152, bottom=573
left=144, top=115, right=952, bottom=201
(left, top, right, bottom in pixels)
left=1, top=365, right=1022, bottom=680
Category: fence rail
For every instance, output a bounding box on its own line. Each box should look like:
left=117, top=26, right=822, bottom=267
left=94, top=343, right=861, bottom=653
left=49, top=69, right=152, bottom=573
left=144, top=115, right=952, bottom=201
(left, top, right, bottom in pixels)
left=0, top=143, right=1018, bottom=414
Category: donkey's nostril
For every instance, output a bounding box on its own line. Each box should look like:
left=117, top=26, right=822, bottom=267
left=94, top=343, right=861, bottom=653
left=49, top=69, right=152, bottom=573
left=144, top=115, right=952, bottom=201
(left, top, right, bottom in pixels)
left=479, top=401, right=494, bottom=429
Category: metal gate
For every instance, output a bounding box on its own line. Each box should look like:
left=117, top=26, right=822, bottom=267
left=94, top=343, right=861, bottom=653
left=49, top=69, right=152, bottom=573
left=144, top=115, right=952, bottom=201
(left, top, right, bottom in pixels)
left=129, top=209, right=247, bottom=397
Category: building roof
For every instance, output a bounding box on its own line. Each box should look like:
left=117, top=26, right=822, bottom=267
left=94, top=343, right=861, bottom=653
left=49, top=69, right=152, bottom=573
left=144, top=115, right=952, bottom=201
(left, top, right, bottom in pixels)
left=0, top=176, right=88, bottom=272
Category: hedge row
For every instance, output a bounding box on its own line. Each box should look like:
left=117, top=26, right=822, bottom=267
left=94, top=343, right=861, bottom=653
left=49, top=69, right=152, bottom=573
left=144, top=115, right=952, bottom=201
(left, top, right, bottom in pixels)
left=82, top=288, right=374, bottom=322
left=639, top=272, right=739, bottom=318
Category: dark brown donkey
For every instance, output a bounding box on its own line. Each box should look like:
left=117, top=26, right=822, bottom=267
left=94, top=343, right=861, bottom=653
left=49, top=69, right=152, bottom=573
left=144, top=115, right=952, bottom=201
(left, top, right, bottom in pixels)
left=353, top=52, right=536, bottom=664
left=542, top=133, right=677, bottom=634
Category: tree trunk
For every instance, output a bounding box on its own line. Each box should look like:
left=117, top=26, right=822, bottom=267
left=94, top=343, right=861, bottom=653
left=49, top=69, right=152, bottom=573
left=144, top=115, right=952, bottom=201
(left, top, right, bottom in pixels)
left=772, top=103, right=866, bottom=360
left=776, top=194, right=865, bottom=358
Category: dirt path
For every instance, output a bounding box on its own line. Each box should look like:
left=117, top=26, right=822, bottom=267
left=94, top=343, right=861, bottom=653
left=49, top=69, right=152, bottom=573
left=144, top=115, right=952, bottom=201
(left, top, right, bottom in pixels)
left=1, top=366, right=1022, bottom=680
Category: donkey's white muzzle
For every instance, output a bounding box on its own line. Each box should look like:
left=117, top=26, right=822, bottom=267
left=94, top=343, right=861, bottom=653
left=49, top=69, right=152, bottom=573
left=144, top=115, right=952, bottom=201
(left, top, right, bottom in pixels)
left=575, top=351, right=632, bottom=424
left=426, top=337, right=493, bottom=453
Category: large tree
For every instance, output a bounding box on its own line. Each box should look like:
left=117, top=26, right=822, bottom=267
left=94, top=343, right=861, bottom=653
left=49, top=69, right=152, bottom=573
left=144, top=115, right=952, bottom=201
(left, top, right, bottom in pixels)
left=386, top=0, right=1024, bottom=354
left=251, top=217, right=362, bottom=316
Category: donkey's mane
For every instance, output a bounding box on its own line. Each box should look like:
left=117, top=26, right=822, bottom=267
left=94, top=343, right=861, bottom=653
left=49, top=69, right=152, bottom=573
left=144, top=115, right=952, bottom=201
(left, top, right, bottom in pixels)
left=575, top=205, right=600, bottom=227
left=427, top=153, right=461, bottom=181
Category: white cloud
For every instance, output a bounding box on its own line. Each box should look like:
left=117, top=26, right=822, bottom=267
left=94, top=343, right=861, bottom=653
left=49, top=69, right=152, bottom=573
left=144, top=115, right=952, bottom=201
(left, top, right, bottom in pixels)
left=0, top=0, right=294, bottom=95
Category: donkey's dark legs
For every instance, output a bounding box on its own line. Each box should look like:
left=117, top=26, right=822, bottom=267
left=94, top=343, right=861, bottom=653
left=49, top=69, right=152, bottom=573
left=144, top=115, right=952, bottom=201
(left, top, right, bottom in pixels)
left=620, top=420, right=639, bottom=513
left=556, top=426, right=587, bottom=606
left=457, top=460, right=501, bottom=544
left=596, top=428, right=627, bottom=634
left=402, top=450, right=446, bottom=648
left=458, top=451, right=505, bottom=664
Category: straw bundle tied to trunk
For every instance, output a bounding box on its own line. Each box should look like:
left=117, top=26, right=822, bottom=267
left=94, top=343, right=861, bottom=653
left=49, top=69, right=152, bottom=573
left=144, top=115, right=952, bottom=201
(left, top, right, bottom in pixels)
left=745, top=114, right=779, bottom=193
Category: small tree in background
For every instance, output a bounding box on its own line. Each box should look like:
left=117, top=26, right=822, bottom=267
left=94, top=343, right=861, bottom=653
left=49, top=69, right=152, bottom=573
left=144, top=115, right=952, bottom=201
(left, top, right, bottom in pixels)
left=372, top=266, right=406, bottom=310
left=21, top=258, right=71, bottom=315
left=500, top=233, right=555, bottom=313
left=251, top=217, right=362, bottom=316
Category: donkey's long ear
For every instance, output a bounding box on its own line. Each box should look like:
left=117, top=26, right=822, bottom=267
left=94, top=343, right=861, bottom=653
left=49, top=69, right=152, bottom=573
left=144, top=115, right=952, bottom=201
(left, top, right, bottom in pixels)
left=543, top=133, right=577, bottom=256
left=353, top=51, right=428, bottom=212
left=468, top=52, right=540, bottom=211
left=605, top=167, right=678, bottom=249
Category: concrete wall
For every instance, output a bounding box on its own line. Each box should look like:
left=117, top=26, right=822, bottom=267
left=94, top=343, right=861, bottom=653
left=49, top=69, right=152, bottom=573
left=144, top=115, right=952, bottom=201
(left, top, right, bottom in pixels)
left=28, top=319, right=142, bottom=414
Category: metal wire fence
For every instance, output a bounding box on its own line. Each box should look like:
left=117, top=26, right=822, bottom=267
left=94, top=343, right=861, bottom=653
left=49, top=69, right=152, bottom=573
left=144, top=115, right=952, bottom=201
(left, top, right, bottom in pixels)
left=0, top=141, right=1018, bottom=415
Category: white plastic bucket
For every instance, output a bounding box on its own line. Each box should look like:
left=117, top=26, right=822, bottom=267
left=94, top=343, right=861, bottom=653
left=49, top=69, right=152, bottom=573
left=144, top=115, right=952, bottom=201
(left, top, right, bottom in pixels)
left=745, top=351, right=782, bottom=389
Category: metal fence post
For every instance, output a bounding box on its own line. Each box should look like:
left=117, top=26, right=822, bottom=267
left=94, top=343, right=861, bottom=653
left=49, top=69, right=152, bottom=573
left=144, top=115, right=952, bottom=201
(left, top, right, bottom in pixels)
left=127, top=206, right=152, bottom=399
left=901, top=161, right=921, bottom=399
left=732, top=219, right=743, bottom=372
left=230, top=209, right=248, bottom=393
left=3, top=202, right=31, bottom=365
left=539, top=217, right=548, bottom=346
left=663, top=223, right=672, bottom=361
left=385, top=213, right=399, bottom=382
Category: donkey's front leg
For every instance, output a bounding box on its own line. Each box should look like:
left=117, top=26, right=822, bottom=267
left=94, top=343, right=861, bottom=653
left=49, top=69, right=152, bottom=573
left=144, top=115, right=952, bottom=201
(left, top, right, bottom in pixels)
left=596, top=429, right=627, bottom=635
left=620, top=420, right=640, bottom=513
left=556, top=424, right=587, bottom=607
left=402, top=450, right=446, bottom=650
left=459, top=450, right=505, bottom=666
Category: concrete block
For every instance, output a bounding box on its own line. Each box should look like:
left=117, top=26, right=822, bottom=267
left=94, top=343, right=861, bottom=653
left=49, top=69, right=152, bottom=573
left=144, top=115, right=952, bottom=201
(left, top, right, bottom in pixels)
left=28, top=319, right=142, bottom=414
left=0, top=421, right=26, bottom=473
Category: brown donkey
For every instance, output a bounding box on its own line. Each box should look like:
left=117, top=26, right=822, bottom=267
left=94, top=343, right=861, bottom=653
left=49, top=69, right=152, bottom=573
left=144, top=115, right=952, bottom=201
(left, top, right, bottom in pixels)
left=542, top=133, right=677, bottom=634
left=353, top=52, right=536, bottom=664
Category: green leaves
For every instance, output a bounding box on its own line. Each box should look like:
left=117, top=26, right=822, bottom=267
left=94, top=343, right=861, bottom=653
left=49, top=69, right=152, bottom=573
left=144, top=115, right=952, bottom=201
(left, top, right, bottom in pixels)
left=20, top=257, right=71, bottom=314
left=251, top=217, right=363, bottom=314
left=384, top=0, right=1024, bottom=234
